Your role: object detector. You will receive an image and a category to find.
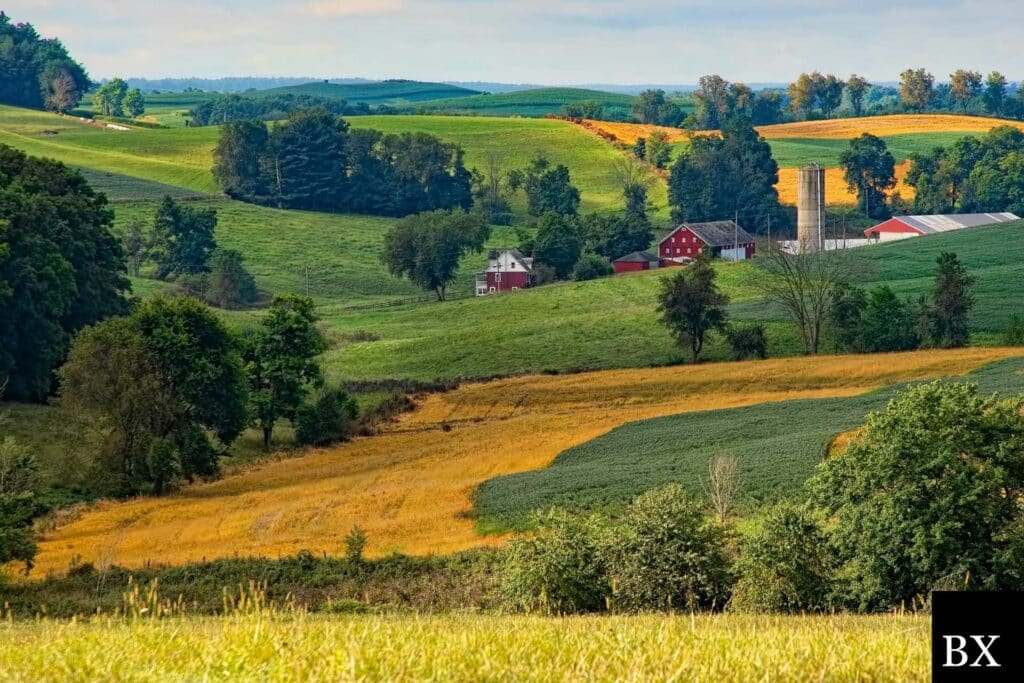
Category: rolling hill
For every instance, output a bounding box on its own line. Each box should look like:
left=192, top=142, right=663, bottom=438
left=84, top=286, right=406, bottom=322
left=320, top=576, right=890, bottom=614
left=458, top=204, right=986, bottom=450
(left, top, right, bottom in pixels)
left=26, top=348, right=1018, bottom=574
left=413, top=87, right=639, bottom=118
left=259, top=80, right=481, bottom=104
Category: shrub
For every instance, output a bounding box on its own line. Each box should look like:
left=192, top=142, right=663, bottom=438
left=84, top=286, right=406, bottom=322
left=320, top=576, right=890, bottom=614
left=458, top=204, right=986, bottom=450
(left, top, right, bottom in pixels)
left=572, top=253, right=613, bottom=281
left=345, top=526, right=367, bottom=564
left=294, top=387, right=359, bottom=447
left=729, top=503, right=833, bottom=613
left=724, top=324, right=768, bottom=360
left=604, top=484, right=732, bottom=612
left=205, top=248, right=258, bottom=310
left=1004, top=313, right=1024, bottom=346
left=502, top=510, right=609, bottom=614
left=531, top=263, right=557, bottom=286
left=809, top=381, right=1024, bottom=610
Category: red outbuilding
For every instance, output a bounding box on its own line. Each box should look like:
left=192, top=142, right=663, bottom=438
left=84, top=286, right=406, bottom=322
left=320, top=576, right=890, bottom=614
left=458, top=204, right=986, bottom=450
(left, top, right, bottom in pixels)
left=658, top=220, right=756, bottom=263
left=864, top=213, right=1019, bottom=242
left=613, top=251, right=661, bottom=273
left=475, top=248, right=533, bottom=295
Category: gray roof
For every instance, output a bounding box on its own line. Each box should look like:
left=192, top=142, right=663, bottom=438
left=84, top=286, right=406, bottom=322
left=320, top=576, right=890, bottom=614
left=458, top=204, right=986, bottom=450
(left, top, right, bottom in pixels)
left=614, top=250, right=660, bottom=263
left=880, top=213, right=1019, bottom=235
left=661, top=220, right=756, bottom=248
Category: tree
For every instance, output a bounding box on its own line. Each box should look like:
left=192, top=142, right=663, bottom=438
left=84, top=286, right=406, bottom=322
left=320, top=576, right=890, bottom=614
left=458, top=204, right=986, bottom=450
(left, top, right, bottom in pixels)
left=0, top=13, right=89, bottom=111
left=243, top=294, right=327, bottom=451
left=604, top=484, right=732, bottom=611
left=0, top=145, right=130, bottom=401
left=859, top=286, right=918, bottom=352
left=645, top=130, right=671, bottom=169
left=845, top=75, right=871, bottom=117
left=816, top=74, right=845, bottom=118
left=828, top=282, right=868, bottom=352
left=613, top=156, right=653, bottom=220
left=751, top=91, right=784, bottom=126
left=522, top=157, right=580, bottom=217
left=633, top=137, right=647, bottom=159
left=838, top=133, right=896, bottom=219
left=668, top=116, right=781, bottom=234
left=471, top=154, right=514, bottom=225
left=533, top=212, right=582, bottom=279
left=932, top=251, right=975, bottom=348
left=123, top=221, right=148, bottom=277
left=787, top=73, right=818, bottom=119
left=810, top=382, right=1024, bottom=609
left=572, top=253, right=613, bottom=281
left=381, top=210, right=490, bottom=300
left=0, top=436, right=39, bottom=574
left=124, top=87, right=145, bottom=117
left=632, top=89, right=683, bottom=126
left=60, top=297, right=248, bottom=495
left=701, top=454, right=742, bottom=524
left=294, top=386, right=359, bottom=447
left=949, top=69, right=983, bottom=111
left=212, top=120, right=270, bottom=200
left=758, top=245, right=851, bottom=355
left=693, top=75, right=732, bottom=129
left=266, top=108, right=348, bottom=211
left=150, top=195, right=218, bottom=279
left=93, top=78, right=129, bottom=117
left=984, top=71, right=1008, bottom=115
left=656, top=255, right=729, bottom=363
left=899, top=68, right=935, bottom=112
left=723, top=323, right=767, bottom=360
left=581, top=212, right=653, bottom=261
left=205, top=248, right=258, bottom=310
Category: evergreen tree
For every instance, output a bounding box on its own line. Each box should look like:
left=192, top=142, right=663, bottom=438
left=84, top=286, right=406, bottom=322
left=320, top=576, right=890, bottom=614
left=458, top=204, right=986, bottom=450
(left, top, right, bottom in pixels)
left=932, top=252, right=975, bottom=348
left=266, top=108, right=348, bottom=211
left=213, top=120, right=270, bottom=200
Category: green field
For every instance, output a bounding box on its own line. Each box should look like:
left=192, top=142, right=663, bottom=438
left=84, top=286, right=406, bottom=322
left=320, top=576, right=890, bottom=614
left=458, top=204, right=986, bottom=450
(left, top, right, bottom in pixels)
left=474, top=356, right=1024, bottom=530
left=767, top=132, right=972, bottom=167
left=414, top=86, right=639, bottom=118
left=260, top=80, right=481, bottom=104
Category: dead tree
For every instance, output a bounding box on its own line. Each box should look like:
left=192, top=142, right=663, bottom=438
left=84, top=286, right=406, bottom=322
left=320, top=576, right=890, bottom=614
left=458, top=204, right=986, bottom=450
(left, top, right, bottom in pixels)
left=701, top=454, right=742, bottom=525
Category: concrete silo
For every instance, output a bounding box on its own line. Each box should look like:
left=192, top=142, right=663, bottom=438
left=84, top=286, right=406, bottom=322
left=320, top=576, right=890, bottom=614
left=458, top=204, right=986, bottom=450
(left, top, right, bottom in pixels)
left=797, top=163, right=825, bottom=253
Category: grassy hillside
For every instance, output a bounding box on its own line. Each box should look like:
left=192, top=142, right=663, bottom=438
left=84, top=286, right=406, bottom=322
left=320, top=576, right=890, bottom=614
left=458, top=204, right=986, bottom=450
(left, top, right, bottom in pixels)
left=260, top=80, right=481, bottom=104
left=26, top=348, right=1014, bottom=573
left=414, top=87, right=638, bottom=118
left=347, top=115, right=669, bottom=217
left=475, top=356, right=1024, bottom=530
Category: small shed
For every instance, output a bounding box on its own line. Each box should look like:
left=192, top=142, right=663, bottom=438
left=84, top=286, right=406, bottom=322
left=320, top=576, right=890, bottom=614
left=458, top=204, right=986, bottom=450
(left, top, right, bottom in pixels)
left=613, top=251, right=661, bottom=273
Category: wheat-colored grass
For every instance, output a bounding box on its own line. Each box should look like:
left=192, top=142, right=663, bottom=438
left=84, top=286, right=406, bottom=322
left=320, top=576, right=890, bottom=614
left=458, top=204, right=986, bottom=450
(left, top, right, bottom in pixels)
left=26, top=348, right=1019, bottom=576
left=0, top=610, right=929, bottom=682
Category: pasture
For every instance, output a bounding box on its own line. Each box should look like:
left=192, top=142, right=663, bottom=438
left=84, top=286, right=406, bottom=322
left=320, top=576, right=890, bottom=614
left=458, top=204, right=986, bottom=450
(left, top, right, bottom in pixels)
left=413, top=87, right=639, bottom=118
left=259, top=80, right=481, bottom=104
left=0, top=610, right=929, bottom=682
left=475, top=355, right=1024, bottom=530
left=24, top=348, right=1017, bottom=575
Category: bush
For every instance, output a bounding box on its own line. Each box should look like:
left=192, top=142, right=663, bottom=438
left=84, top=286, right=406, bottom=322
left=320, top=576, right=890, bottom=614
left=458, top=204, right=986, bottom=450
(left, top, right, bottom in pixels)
left=502, top=510, right=609, bottom=614
left=1004, top=313, right=1024, bottom=346
left=531, top=263, right=557, bottom=286
left=572, top=253, right=613, bottom=281
left=604, top=484, right=732, bottom=612
left=345, top=526, right=367, bottom=564
left=729, top=503, right=833, bottom=613
left=724, top=324, right=768, bottom=360
left=205, top=248, right=258, bottom=310
left=294, top=387, right=359, bottom=447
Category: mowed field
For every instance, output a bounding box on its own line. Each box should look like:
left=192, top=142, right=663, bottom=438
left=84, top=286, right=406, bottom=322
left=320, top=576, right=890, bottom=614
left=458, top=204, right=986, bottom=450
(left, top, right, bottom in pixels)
left=26, top=348, right=1018, bottom=576
left=0, top=611, right=929, bottom=682
left=583, top=114, right=1024, bottom=205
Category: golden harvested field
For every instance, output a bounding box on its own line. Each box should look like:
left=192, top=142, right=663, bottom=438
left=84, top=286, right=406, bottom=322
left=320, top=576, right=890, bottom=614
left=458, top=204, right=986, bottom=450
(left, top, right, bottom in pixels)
left=0, top=610, right=929, bottom=682
left=776, top=161, right=915, bottom=206
left=581, top=118, right=695, bottom=144
left=27, top=348, right=1019, bottom=577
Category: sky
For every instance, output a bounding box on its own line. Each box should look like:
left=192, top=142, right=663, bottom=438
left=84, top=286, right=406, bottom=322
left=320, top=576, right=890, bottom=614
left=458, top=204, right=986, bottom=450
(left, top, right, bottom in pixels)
left=8, top=0, right=1024, bottom=84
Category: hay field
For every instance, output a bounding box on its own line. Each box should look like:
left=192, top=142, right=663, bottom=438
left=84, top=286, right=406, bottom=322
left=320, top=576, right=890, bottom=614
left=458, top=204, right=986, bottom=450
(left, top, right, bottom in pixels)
left=0, top=610, right=928, bottom=682
left=27, top=348, right=1017, bottom=576
left=775, top=161, right=915, bottom=205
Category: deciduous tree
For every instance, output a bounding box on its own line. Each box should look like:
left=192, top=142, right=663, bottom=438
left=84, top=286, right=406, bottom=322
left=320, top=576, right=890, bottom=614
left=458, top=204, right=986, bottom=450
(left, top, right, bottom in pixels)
left=657, top=255, right=729, bottom=363
left=839, top=133, right=896, bottom=219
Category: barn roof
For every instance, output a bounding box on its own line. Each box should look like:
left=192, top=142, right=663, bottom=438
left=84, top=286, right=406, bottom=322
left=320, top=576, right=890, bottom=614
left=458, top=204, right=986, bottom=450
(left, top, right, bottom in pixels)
left=614, top=250, right=660, bottom=263
left=661, top=220, right=755, bottom=248
left=869, top=213, right=1019, bottom=235
left=485, top=248, right=534, bottom=271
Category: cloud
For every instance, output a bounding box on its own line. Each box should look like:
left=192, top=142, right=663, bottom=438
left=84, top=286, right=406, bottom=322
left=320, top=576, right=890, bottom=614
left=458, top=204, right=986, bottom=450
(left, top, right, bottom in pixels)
left=304, top=0, right=402, bottom=16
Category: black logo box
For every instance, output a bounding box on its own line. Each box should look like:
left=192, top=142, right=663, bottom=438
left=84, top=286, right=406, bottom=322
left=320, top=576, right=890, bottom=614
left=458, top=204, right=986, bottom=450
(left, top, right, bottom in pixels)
left=932, top=591, right=1024, bottom=682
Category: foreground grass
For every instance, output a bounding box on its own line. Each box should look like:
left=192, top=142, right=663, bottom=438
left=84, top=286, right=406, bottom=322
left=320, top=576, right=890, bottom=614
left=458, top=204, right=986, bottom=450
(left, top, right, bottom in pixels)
left=0, top=611, right=928, bottom=682
left=25, top=348, right=1017, bottom=575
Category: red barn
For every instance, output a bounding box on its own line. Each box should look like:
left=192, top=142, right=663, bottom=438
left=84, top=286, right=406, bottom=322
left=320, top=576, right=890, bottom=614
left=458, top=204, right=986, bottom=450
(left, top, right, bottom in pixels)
left=475, top=249, right=533, bottom=296
left=613, top=251, right=661, bottom=273
left=659, top=220, right=756, bottom=263
left=864, top=213, right=1019, bottom=242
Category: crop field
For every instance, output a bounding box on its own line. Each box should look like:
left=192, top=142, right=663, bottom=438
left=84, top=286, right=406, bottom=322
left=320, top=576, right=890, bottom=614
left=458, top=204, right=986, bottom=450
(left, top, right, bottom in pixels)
left=476, top=355, right=1024, bottom=530
left=23, top=347, right=1017, bottom=576
left=347, top=114, right=669, bottom=216
left=775, top=162, right=915, bottom=205
left=260, top=80, right=481, bottom=104
left=415, top=87, right=639, bottom=118
left=0, top=610, right=929, bottom=682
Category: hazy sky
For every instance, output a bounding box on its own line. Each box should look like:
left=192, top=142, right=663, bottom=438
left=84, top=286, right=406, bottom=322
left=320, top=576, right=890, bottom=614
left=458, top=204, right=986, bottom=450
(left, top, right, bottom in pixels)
left=9, top=0, right=1023, bottom=83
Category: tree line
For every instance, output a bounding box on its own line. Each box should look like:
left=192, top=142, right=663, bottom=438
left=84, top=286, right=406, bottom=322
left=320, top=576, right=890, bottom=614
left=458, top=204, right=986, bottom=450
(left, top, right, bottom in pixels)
left=92, top=77, right=145, bottom=118
left=213, top=108, right=472, bottom=217
left=189, top=93, right=390, bottom=127
left=0, top=11, right=89, bottom=113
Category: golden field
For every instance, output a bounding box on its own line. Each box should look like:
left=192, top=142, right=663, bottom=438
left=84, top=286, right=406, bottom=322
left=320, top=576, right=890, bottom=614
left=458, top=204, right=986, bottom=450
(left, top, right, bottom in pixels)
left=775, top=161, right=915, bottom=206
left=24, top=348, right=1020, bottom=577
left=0, top=610, right=929, bottom=682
